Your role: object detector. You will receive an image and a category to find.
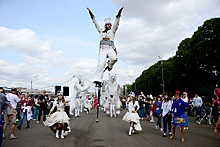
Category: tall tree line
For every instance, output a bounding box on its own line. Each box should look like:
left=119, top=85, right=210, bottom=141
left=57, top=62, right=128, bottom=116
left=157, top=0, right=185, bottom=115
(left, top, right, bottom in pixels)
left=128, top=18, right=220, bottom=98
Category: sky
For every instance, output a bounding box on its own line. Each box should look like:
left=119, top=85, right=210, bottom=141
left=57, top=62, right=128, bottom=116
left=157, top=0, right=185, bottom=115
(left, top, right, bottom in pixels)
left=0, top=0, right=219, bottom=92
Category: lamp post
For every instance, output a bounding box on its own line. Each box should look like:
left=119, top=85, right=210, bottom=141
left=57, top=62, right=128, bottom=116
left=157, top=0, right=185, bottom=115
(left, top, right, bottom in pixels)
left=31, top=75, right=39, bottom=93
left=158, top=56, right=165, bottom=94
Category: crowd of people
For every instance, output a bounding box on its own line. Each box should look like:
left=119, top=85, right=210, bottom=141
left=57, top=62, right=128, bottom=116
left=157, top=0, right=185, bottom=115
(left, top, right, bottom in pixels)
left=119, top=89, right=220, bottom=142
left=0, top=86, right=219, bottom=146
left=0, top=88, right=96, bottom=143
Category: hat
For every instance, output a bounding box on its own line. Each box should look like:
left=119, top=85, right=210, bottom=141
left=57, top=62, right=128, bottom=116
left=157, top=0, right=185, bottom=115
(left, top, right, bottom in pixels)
left=57, top=92, right=63, bottom=96
left=175, top=90, right=181, bottom=95
left=128, top=92, right=135, bottom=97
left=183, top=92, right=187, bottom=95
left=104, top=17, right=112, bottom=25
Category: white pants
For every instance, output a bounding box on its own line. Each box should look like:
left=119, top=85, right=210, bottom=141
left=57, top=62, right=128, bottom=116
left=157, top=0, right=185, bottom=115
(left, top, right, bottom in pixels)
left=75, top=107, right=80, bottom=117
left=110, top=104, right=116, bottom=116
left=94, top=45, right=117, bottom=83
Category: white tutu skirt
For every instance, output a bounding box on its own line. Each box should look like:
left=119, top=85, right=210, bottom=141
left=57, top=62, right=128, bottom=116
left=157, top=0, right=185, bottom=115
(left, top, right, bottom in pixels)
left=122, top=112, right=142, bottom=131
left=44, top=111, right=70, bottom=127
left=84, top=103, right=92, bottom=109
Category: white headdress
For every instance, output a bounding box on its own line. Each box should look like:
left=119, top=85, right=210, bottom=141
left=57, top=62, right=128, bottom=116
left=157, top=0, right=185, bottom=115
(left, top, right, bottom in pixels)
left=128, top=92, right=135, bottom=97
left=104, top=17, right=112, bottom=25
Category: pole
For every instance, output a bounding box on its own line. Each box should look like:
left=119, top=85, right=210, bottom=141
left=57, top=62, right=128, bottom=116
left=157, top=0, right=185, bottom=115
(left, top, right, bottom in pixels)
left=162, top=64, right=164, bottom=94
left=95, top=82, right=102, bottom=123
left=158, top=56, right=165, bottom=94
left=31, top=75, right=39, bottom=93
left=31, top=80, right=33, bottom=92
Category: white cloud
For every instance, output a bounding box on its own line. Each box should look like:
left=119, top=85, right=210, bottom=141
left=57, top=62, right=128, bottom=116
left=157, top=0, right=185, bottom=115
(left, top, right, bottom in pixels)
left=1, top=0, right=220, bottom=91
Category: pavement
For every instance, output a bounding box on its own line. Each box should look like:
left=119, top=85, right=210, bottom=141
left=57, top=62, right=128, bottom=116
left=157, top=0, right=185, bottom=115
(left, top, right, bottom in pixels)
left=3, top=108, right=220, bottom=147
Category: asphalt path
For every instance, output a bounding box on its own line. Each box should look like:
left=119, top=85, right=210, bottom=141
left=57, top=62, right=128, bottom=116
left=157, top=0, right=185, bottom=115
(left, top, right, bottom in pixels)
left=3, top=109, right=220, bottom=147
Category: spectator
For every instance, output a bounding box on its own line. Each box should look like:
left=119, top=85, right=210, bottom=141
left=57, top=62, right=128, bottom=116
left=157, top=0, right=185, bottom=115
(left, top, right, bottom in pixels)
left=17, top=94, right=33, bottom=129
left=32, top=95, right=39, bottom=120
left=161, top=93, right=173, bottom=137
left=170, top=90, right=189, bottom=142
left=181, top=92, right=189, bottom=130
left=211, top=96, right=219, bottom=127
left=137, top=95, right=144, bottom=120
left=37, top=90, right=49, bottom=124
left=3, top=88, right=20, bottom=140
left=193, top=93, right=203, bottom=121
left=0, top=87, right=15, bottom=145
left=151, top=96, right=163, bottom=131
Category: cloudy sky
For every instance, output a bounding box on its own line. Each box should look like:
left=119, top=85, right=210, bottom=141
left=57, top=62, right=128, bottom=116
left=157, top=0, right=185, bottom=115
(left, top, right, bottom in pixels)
left=0, top=0, right=219, bottom=92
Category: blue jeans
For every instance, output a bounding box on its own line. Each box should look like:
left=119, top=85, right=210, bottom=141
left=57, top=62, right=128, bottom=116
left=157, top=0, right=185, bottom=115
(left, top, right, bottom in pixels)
left=195, top=107, right=201, bottom=118
left=155, top=112, right=162, bottom=128
left=0, top=114, right=4, bottom=147
left=138, top=108, right=144, bottom=118
left=184, top=111, right=189, bottom=127
left=16, top=106, right=21, bottom=120
left=32, top=107, right=39, bottom=120
left=142, top=106, right=147, bottom=117
left=19, top=110, right=30, bottom=126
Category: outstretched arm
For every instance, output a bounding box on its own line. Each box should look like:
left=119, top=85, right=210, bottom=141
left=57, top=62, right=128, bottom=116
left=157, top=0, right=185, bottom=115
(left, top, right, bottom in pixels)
left=87, top=7, right=95, bottom=19
left=112, top=7, right=124, bottom=33
left=116, top=7, right=124, bottom=18
left=87, top=7, right=102, bottom=33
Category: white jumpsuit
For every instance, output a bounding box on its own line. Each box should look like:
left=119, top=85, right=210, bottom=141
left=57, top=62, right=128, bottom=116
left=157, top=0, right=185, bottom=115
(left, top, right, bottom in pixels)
left=91, top=17, right=121, bottom=83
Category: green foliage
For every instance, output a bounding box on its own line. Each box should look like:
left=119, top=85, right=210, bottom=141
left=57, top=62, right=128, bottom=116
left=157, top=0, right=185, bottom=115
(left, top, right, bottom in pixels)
left=129, top=18, right=220, bottom=98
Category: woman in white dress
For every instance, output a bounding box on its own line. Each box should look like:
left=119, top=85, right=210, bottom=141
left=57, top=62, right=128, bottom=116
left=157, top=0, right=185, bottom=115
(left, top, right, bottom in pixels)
left=84, top=97, right=92, bottom=114
left=122, top=93, right=142, bottom=136
left=44, top=92, right=70, bottom=139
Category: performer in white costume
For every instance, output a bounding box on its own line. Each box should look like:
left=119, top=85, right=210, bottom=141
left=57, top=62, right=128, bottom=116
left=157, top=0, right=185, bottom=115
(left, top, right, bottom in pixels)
left=79, top=96, right=84, bottom=112
left=87, top=7, right=124, bottom=85
left=101, top=80, right=109, bottom=113
left=123, top=93, right=142, bottom=136
left=44, top=92, right=70, bottom=139
left=67, top=75, right=90, bottom=115
left=109, top=94, right=116, bottom=117
left=84, top=97, right=92, bottom=114
left=107, top=73, right=121, bottom=114
left=102, top=96, right=108, bottom=113
left=75, top=96, right=81, bottom=117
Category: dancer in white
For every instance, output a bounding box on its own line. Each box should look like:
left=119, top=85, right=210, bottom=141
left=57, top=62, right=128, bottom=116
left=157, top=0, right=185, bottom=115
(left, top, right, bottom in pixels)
left=123, top=93, right=142, bottom=136
left=84, top=97, right=92, bottom=114
left=67, top=75, right=90, bottom=115
left=87, top=7, right=123, bottom=85
left=101, top=80, right=109, bottom=113
left=75, top=96, right=80, bottom=117
left=44, top=92, right=70, bottom=139
left=109, top=94, right=116, bottom=117
left=107, top=73, right=121, bottom=114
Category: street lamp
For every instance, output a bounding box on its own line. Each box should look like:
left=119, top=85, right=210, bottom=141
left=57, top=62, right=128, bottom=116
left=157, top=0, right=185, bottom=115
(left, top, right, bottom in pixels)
left=158, top=56, right=165, bottom=94
left=31, top=75, right=39, bottom=92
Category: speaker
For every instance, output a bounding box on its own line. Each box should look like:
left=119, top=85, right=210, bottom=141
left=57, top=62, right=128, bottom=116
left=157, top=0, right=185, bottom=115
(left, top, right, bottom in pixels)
left=63, top=86, right=69, bottom=96
left=65, top=106, right=70, bottom=117
left=55, top=86, right=61, bottom=95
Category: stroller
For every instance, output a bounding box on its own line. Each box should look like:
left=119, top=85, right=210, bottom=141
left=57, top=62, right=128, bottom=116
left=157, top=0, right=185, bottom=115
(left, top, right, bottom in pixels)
left=196, top=107, right=212, bottom=125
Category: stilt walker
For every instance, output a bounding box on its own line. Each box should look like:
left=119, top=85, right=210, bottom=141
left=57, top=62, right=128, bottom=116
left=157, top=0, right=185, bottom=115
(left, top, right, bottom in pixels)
left=87, top=7, right=124, bottom=122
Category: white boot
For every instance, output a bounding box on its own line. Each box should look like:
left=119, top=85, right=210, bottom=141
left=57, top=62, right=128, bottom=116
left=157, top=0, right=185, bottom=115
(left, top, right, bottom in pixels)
left=61, top=130, right=64, bottom=139
left=56, top=130, right=59, bottom=138
left=128, top=127, right=132, bottom=136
